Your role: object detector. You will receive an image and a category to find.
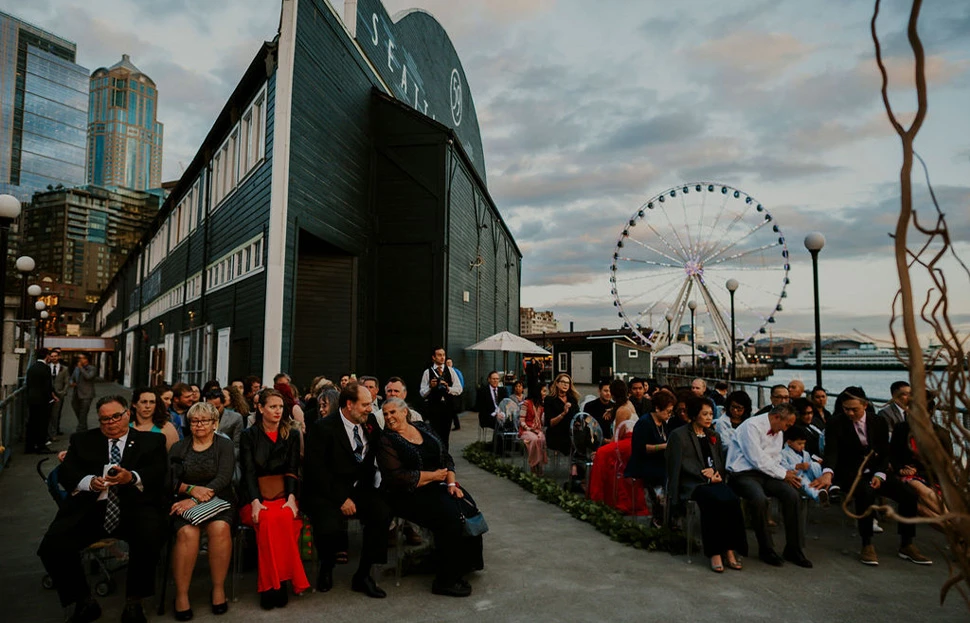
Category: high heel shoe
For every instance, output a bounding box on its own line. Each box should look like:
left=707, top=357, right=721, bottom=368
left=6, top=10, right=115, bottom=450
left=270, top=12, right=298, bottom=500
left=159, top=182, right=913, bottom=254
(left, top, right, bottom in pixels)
left=173, top=602, right=193, bottom=621
left=210, top=590, right=228, bottom=615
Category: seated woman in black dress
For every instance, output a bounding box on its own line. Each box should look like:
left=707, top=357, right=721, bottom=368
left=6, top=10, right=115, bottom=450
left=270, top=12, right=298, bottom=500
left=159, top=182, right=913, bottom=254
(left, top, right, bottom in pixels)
left=169, top=402, right=236, bottom=619
left=377, top=397, right=484, bottom=597
left=626, top=388, right=676, bottom=526
left=666, top=395, right=747, bottom=573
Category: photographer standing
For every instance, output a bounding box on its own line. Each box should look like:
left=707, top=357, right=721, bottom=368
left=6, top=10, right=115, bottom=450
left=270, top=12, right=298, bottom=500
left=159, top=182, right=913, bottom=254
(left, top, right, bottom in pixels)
left=419, top=347, right=463, bottom=451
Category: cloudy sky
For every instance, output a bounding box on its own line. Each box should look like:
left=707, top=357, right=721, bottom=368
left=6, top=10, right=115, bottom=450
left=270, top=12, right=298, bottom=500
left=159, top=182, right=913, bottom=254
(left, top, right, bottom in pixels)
left=10, top=0, right=970, bottom=345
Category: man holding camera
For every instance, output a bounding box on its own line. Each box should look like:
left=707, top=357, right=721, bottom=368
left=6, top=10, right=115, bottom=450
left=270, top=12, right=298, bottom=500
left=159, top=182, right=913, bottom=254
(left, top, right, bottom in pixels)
left=419, top=347, right=463, bottom=450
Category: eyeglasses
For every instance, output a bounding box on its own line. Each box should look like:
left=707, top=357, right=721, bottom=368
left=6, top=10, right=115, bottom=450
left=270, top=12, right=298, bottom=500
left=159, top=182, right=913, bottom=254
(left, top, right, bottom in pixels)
left=99, top=412, right=126, bottom=424
left=189, top=418, right=216, bottom=426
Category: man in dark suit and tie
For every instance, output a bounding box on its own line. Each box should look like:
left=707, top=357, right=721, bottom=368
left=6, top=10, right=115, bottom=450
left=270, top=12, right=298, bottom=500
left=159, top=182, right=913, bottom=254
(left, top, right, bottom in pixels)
left=26, top=347, right=57, bottom=453
left=811, top=386, right=930, bottom=567
left=475, top=370, right=508, bottom=431
left=302, top=382, right=390, bottom=598
left=37, top=395, right=169, bottom=623
left=48, top=348, right=71, bottom=438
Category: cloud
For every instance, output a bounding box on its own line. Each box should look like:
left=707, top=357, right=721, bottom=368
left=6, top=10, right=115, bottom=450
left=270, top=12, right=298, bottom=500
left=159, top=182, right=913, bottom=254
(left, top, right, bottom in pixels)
left=594, top=110, right=707, bottom=153
left=690, top=31, right=814, bottom=82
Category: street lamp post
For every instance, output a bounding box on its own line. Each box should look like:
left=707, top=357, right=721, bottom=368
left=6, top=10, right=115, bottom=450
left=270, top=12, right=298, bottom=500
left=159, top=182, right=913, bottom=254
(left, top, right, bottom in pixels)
left=39, top=310, right=49, bottom=348
left=804, top=232, right=826, bottom=389
left=0, top=194, right=22, bottom=359
left=726, top=279, right=739, bottom=383
left=688, top=300, right=697, bottom=376
left=16, top=256, right=35, bottom=322
left=664, top=312, right=673, bottom=345
left=34, top=301, right=46, bottom=349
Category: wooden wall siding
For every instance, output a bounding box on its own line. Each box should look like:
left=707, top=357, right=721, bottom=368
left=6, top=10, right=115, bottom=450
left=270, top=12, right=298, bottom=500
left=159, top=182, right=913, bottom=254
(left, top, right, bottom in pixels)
left=283, top=0, right=382, bottom=372
left=290, top=231, right=356, bottom=389
left=445, top=150, right=520, bottom=387
left=204, top=276, right=267, bottom=379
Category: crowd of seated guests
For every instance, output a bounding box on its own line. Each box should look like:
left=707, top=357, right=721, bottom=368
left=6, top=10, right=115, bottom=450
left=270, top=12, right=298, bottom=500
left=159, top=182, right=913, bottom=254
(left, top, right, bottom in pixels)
left=38, top=373, right=489, bottom=623
left=490, top=372, right=943, bottom=575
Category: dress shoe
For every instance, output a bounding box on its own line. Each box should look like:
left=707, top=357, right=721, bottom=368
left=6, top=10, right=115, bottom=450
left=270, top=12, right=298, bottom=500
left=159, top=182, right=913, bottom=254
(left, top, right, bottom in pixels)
left=431, top=579, right=472, bottom=597
left=351, top=574, right=387, bottom=598
left=783, top=548, right=813, bottom=568
left=898, top=544, right=932, bottom=565
left=173, top=604, right=193, bottom=621
left=316, top=569, right=334, bottom=593
left=274, top=584, right=289, bottom=608
left=259, top=591, right=276, bottom=610
left=69, top=599, right=101, bottom=623
left=758, top=550, right=784, bottom=567
left=120, top=602, right=147, bottom=623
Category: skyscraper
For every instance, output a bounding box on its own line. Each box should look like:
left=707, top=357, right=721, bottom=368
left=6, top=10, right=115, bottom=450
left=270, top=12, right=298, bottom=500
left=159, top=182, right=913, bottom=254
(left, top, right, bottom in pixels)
left=0, top=10, right=89, bottom=202
left=86, top=54, right=163, bottom=190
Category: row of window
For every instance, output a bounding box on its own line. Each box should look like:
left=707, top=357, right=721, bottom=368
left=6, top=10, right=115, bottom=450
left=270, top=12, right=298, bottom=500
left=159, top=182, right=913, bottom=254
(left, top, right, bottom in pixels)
left=206, top=235, right=264, bottom=293
left=211, top=86, right=266, bottom=209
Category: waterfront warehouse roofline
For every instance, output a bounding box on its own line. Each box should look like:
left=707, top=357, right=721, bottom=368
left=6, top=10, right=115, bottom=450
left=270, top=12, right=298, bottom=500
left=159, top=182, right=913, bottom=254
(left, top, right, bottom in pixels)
left=94, top=38, right=278, bottom=313
left=370, top=87, right=521, bottom=259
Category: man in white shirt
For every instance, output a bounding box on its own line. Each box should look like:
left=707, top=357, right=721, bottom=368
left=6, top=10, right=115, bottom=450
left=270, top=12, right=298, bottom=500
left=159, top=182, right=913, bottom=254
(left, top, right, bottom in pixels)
left=419, top=347, right=463, bottom=450
left=726, top=403, right=812, bottom=568
left=384, top=377, right=422, bottom=422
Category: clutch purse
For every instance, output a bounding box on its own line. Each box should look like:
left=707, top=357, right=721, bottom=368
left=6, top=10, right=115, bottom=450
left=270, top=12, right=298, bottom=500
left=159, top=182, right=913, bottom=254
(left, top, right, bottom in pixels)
left=181, top=497, right=232, bottom=526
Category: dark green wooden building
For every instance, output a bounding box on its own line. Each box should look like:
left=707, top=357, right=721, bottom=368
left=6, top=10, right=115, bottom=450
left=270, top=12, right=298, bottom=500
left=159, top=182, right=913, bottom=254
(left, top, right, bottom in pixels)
left=93, top=0, right=520, bottom=393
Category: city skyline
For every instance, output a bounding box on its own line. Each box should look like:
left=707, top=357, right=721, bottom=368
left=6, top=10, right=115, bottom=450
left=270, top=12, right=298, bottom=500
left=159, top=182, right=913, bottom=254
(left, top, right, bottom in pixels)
left=8, top=0, right=969, bottom=344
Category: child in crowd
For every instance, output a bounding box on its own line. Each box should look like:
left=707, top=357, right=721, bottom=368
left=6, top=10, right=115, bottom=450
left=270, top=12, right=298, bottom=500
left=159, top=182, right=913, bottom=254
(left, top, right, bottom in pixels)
left=781, top=426, right=828, bottom=506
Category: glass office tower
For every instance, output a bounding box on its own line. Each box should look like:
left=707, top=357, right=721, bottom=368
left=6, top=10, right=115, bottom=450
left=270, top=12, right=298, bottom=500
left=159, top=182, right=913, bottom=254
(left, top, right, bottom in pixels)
left=0, top=11, right=89, bottom=202
left=87, top=55, right=163, bottom=191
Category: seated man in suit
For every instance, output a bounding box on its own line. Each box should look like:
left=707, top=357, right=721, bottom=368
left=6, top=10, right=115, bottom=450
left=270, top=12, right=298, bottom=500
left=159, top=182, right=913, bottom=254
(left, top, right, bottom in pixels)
left=302, top=382, right=391, bottom=598
left=877, top=381, right=910, bottom=436
left=811, top=387, right=930, bottom=566
left=37, top=395, right=169, bottom=623
left=726, top=403, right=812, bottom=568
left=475, top=370, right=507, bottom=431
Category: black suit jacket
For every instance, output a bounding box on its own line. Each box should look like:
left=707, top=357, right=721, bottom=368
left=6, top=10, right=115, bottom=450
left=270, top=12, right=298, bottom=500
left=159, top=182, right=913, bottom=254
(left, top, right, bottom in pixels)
left=665, top=425, right=726, bottom=507
left=27, top=359, right=54, bottom=406
left=823, top=413, right=890, bottom=489
left=301, top=412, right=382, bottom=532
left=476, top=385, right=508, bottom=429
left=55, top=428, right=169, bottom=524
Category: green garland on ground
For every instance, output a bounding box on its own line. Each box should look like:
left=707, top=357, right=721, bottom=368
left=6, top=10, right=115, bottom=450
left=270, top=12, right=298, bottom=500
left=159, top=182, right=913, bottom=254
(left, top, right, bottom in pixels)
left=462, top=442, right=686, bottom=553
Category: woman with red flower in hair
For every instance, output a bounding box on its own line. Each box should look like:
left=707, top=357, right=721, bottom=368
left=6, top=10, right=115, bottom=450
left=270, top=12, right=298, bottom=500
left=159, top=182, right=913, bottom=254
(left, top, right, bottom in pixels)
left=666, top=395, right=747, bottom=573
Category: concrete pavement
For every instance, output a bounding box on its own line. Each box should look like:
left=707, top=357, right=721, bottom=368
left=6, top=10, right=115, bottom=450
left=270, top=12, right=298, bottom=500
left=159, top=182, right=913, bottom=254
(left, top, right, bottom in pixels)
left=0, top=383, right=966, bottom=622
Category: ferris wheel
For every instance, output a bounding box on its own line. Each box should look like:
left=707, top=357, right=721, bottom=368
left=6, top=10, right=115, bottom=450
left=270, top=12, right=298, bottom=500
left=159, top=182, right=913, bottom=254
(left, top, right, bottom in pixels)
left=609, top=183, right=790, bottom=362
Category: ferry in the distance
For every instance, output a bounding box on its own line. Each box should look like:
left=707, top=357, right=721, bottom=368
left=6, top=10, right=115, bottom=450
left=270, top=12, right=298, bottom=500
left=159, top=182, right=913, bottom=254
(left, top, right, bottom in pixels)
left=785, top=342, right=946, bottom=370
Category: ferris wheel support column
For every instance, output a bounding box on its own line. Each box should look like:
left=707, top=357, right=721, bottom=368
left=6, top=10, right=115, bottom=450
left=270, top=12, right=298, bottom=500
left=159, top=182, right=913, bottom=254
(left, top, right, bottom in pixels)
left=693, top=277, right=734, bottom=364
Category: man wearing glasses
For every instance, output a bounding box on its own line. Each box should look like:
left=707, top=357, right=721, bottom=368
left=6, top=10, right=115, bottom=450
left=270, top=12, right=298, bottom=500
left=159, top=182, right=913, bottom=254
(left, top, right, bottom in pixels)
left=37, top=395, right=169, bottom=623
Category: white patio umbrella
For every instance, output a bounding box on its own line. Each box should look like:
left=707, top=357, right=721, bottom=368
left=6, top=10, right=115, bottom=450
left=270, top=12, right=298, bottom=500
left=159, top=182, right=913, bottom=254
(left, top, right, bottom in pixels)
left=466, top=331, right=550, bottom=355
left=466, top=331, right=550, bottom=380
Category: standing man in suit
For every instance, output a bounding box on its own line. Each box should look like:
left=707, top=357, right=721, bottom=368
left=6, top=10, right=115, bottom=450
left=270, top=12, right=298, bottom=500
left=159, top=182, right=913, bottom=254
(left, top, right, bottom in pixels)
left=877, top=381, right=910, bottom=436
left=70, top=352, right=97, bottom=431
left=26, top=347, right=58, bottom=454
left=811, top=387, right=929, bottom=566
left=37, top=395, right=169, bottom=623
left=302, top=382, right=390, bottom=598
left=48, top=348, right=70, bottom=439
left=419, top=347, right=462, bottom=450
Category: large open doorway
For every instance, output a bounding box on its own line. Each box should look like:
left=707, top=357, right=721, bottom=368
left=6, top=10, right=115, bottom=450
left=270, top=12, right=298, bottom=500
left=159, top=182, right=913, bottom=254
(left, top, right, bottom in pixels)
left=291, top=230, right=357, bottom=390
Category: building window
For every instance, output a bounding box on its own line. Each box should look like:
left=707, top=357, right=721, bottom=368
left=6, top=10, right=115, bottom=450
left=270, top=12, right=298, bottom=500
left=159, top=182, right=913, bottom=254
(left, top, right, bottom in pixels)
left=558, top=352, right=568, bottom=371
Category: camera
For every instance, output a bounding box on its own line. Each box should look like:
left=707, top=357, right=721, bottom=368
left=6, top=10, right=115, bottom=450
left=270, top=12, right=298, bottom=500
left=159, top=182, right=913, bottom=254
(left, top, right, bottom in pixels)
left=107, top=466, right=119, bottom=478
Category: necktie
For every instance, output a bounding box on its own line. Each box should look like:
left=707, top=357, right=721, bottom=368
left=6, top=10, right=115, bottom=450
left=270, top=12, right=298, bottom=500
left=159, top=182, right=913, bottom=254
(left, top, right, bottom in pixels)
left=352, top=425, right=364, bottom=462
left=491, top=386, right=497, bottom=405
left=437, top=366, right=443, bottom=376
left=104, top=439, right=122, bottom=533
left=51, top=364, right=56, bottom=375
left=855, top=420, right=868, bottom=446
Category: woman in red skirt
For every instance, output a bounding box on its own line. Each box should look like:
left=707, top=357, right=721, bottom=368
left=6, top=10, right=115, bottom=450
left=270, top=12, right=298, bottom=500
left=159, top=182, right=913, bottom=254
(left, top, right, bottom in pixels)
left=239, top=388, right=309, bottom=609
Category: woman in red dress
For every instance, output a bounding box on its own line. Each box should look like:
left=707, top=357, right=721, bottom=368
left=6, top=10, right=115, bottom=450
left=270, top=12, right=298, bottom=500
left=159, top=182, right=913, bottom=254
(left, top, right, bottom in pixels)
left=239, top=388, right=309, bottom=609
left=519, top=384, right=548, bottom=475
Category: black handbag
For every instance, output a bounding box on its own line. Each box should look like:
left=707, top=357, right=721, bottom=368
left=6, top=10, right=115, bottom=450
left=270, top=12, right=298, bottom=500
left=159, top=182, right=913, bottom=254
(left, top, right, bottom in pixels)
left=455, top=492, right=489, bottom=537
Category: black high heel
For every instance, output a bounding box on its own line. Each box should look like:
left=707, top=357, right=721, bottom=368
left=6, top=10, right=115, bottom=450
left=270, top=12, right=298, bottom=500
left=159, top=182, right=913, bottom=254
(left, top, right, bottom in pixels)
left=210, top=590, right=228, bottom=615
left=173, top=601, right=193, bottom=621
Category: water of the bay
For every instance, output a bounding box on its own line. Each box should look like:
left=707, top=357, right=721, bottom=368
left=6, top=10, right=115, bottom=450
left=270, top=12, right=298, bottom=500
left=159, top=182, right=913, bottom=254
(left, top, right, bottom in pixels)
left=763, top=368, right=943, bottom=404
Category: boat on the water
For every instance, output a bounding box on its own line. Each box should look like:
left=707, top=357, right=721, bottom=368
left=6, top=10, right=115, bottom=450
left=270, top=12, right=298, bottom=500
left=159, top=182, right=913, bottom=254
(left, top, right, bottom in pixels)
left=785, top=342, right=947, bottom=370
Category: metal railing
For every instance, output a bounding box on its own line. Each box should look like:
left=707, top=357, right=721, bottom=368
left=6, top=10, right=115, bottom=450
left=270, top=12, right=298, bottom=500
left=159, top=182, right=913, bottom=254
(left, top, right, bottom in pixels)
left=0, top=385, right=27, bottom=468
